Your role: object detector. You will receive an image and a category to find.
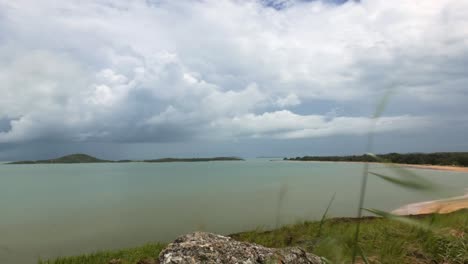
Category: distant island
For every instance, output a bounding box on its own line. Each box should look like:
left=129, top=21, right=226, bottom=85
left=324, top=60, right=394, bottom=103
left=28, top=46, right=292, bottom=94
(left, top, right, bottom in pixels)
left=7, top=154, right=244, bottom=164
left=144, top=157, right=244, bottom=162
left=284, top=152, right=468, bottom=167
left=7, top=154, right=111, bottom=164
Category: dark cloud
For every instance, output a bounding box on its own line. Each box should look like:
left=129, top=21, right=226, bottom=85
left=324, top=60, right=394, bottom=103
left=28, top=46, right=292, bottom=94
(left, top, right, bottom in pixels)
left=0, top=0, right=467, bottom=158
left=0, top=118, right=13, bottom=133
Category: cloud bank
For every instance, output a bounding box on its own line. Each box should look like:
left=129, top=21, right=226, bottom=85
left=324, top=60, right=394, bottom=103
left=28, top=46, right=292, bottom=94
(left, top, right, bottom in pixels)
left=0, top=0, right=467, bottom=147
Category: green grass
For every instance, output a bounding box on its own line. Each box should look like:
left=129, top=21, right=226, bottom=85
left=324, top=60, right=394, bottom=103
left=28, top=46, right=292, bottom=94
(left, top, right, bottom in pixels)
left=38, top=243, right=166, bottom=264
left=39, top=210, right=467, bottom=264
left=232, top=210, right=468, bottom=264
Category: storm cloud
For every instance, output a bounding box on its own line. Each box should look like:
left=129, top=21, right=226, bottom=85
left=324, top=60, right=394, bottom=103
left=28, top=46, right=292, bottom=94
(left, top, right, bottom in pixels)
left=0, top=0, right=467, bottom=158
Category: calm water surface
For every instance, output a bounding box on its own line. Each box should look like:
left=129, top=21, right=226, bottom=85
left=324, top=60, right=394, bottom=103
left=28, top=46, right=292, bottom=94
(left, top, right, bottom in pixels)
left=0, top=159, right=467, bottom=263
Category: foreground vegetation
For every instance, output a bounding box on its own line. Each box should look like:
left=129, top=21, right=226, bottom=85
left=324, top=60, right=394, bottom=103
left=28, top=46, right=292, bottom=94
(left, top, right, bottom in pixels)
left=7, top=154, right=243, bottom=164
left=39, top=210, right=467, bottom=264
left=234, top=210, right=468, bottom=264
left=38, top=243, right=166, bottom=264
left=285, top=152, right=468, bottom=167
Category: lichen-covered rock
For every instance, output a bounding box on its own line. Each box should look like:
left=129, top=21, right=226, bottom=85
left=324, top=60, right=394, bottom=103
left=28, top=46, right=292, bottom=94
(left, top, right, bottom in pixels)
left=159, top=232, right=323, bottom=264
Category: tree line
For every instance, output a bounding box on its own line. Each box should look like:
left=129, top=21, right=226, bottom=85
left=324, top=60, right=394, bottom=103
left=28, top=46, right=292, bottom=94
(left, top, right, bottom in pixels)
left=285, top=152, right=468, bottom=167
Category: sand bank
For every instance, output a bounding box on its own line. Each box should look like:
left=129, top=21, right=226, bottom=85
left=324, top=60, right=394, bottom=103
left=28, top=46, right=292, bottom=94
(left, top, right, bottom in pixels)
left=397, top=164, right=468, bottom=172
left=392, top=192, right=468, bottom=215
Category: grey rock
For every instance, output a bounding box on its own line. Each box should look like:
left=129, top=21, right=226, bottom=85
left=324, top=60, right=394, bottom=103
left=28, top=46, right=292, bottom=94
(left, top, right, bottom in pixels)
left=159, top=232, right=323, bottom=264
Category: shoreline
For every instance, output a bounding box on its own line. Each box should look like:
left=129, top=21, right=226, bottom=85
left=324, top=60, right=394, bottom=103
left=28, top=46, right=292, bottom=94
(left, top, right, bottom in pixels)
left=393, top=191, right=468, bottom=215
left=287, top=160, right=468, bottom=215
left=286, top=160, right=468, bottom=172
left=397, top=163, right=468, bottom=172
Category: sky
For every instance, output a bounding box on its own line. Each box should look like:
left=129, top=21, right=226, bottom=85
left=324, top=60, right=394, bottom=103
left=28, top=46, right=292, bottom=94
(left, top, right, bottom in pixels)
left=0, top=0, right=468, bottom=160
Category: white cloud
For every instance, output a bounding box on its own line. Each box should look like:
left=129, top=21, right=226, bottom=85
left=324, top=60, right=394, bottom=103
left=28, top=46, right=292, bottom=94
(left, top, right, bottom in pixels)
left=211, top=110, right=430, bottom=139
left=0, top=0, right=467, bottom=144
left=276, top=93, right=301, bottom=107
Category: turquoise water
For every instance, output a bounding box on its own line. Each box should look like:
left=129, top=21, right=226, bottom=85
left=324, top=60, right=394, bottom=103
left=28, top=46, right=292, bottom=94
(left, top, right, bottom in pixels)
left=0, top=159, right=467, bottom=263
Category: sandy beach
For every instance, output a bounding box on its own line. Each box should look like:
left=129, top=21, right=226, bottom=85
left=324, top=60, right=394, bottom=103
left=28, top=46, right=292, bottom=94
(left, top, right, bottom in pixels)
left=368, top=162, right=467, bottom=215
left=291, top=160, right=468, bottom=215
left=393, top=191, right=468, bottom=215
left=288, top=160, right=468, bottom=172
left=391, top=165, right=468, bottom=215
left=397, top=164, right=468, bottom=172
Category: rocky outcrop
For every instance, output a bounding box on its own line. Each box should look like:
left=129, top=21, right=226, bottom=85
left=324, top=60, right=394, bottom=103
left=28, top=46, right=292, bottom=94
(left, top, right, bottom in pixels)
left=159, top=232, right=323, bottom=264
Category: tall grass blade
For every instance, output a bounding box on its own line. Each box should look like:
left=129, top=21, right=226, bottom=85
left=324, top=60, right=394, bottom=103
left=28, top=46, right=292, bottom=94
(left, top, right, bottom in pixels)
left=275, top=183, right=288, bottom=228
left=356, top=244, right=370, bottom=264
left=353, top=161, right=369, bottom=264
left=363, top=208, right=432, bottom=231
left=316, top=192, right=336, bottom=238
left=366, top=153, right=436, bottom=191
left=352, top=89, right=394, bottom=264
left=369, top=171, right=433, bottom=191
left=367, top=153, right=426, bottom=177
left=373, top=88, right=393, bottom=119
left=464, top=214, right=468, bottom=232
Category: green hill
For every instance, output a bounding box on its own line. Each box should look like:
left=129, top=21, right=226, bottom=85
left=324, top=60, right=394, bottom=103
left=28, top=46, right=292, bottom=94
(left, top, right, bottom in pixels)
left=7, top=155, right=243, bottom=164
left=8, top=154, right=111, bottom=164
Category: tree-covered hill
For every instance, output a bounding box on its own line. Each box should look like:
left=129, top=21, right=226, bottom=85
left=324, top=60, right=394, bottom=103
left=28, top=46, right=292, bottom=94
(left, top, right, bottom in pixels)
left=8, top=154, right=111, bottom=164
left=7, top=154, right=244, bottom=164
left=285, top=152, right=468, bottom=167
